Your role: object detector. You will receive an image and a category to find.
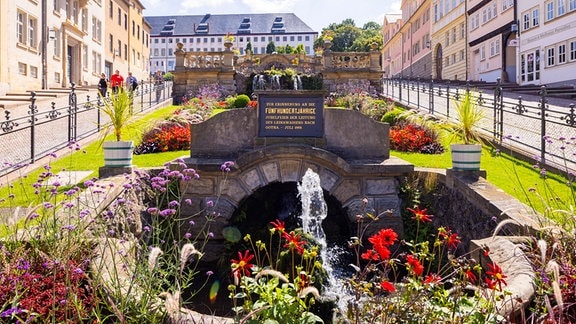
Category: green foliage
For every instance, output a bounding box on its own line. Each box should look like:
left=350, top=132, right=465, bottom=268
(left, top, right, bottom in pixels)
left=163, top=72, right=174, bottom=81
left=317, top=19, right=381, bottom=52
left=100, top=87, right=134, bottom=142
left=234, top=94, right=251, bottom=108
left=445, top=91, right=485, bottom=144
left=266, top=42, right=276, bottom=54
left=381, top=107, right=407, bottom=125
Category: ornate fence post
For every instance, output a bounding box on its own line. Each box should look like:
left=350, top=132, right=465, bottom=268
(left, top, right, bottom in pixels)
left=417, top=78, right=420, bottom=109
left=539, top=85, right=548, bottom=165
left=68, top=82, right=78, bottom=142
left=429, top=79, right=434, bottom=114
left=399, top=79, right=403, bottom=103
left=493, top=78, right=503, bottom=142
left=28, top=92, right=38, bottom=163
left=446, top=80, right=451, bottom=118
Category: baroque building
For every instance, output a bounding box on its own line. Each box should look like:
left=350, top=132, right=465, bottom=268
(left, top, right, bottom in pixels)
left=517, top=0, right=576, bottom=86
left=467, top=0, right=516, bottom=83
left=431, top=0, right=468, bottom=81
left=145, top=13, right=318, bottom=73
left=0, top=0, right=150, bottom=95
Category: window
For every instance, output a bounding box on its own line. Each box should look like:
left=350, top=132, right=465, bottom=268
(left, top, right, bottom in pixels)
left=53, top=29, right=60, bottom=56
left=18, top=62, right=27, bottom=75
left=117, top=8, right=121, bottom=25
left=92, top=51, right=101, bottom=74
left=503, top=0, right=513, bottom=11
left=54, top=72, right=60, bottom=83
left=16, top=11, right=25, bottom=44
left=82, top=45, right=88, bottom=69
left=547, top=47, right=555, bottom=66
left=490, top=41, right=496, bottom=57
left=132, top=20, right=135, bottom=36
left=460, top=23, right=465, bottom=39
left=117, top=40, right=121, bottom=56
left=460, top=50, right=465, bottom=61
left=533, top=8, right=540, bottom=26
left=72, top=0, right=78, bottom=24
left=571, top=0, right=576, bottom=11
left=124, top=13, right=127, bottom=30
left=570, top=40, right=576, bottom=61
left=445, top=32, right=449, bottom=46
left=92, top=17, right=101, bottom=42
left=546, top=1, right=555, bottom=21
left=109, top=0, right=113, bottom=18
left=153, top=48, right=158, bottom=56
left=30, top=66, right=38, bottom=78
left=522, top=12, right=530, bottom=30
left=124, top=44, right=127, bottom=59
left=81, top=8, right=88, bottom=32
left=452, top=27, right=456, bottom=43
left=109, top=34, right=113, bottom=52
left=558, top=0, right=566, bottom=15
left=480, top=46, right=485, bottom=60
left=558, top=44, right=566, bottom=63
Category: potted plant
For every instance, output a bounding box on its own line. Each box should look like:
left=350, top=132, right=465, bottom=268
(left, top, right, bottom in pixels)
left=445, top=91, right=485, bottom=170
left=100, top=87, right=135, bottom=168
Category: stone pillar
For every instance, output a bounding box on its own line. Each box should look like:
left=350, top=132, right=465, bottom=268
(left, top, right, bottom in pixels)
left=174, top=42, right=185, bottom=72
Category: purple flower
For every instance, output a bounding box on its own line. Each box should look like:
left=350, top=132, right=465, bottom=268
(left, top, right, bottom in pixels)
left=206, top=200, right=214, bottom=208
left=61, top=224, right=76, bottom=231
left=159, top=209, right=176, bottom=217
left=185, top=232, right=192, bottom=239
left=43, top=202, right=54, bottom=209
left=206, top=270, right=214, bottom=276
left=168, top=200, right=180, bottom=208
left=1, top=307, right=23, bottom=318
left=143, top=225, right=151, bottom=232
left=147, top=207, right=158, bottom=215
left=185, top=199, right=192, bottom=205
left=16, top=259, right=30, bottom=271
left=73, top=267, right=84, bottom=275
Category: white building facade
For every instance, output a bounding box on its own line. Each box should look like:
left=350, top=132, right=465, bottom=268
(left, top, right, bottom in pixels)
left=517, top=0, right=576, bottom=85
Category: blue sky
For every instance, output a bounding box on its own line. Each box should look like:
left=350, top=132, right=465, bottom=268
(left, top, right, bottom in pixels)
left=140, top=0, right=401, bottom=31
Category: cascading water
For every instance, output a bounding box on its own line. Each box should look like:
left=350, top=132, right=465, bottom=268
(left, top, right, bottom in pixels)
left=293, top=75, right=302, bottom=90
left=298, top=168, right=348, bottom=313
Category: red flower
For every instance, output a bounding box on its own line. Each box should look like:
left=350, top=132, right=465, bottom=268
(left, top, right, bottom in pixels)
left=486, top=262, right=508, bottom=291
left=407, top=206, right=433, bottom=223
left=380, top=280, right=396, bottom=293
left=231, top=250, right=255, bottom=281
left=361, top=249, right=380, bottom=261
left=465, top=269, right=477, bottom=284
left=424, top=273, right=442, bottom=285
left=282, top=231, right=306, bottom=255
left=368, top=228, right=398, bottom=247
left=269, top=219, right=285, bottom=233
left=446, top=233, right=461, bottom=250
left=406, top=254, right=424, bottom=276
left=484, top=276, right=496, bottom=290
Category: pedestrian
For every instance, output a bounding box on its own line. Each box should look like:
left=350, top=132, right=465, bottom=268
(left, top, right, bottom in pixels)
left=154, top=70, right=164, bottom=103
left=98, top=73, right=108, bottom=98
left=110, top=70, right=124, bottom=94
left=126, top=71, right=138, bottom=93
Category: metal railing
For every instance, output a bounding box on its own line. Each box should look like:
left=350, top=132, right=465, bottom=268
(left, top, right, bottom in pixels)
left=383, top=78, right=576, bottom=174
left=0, top=81, right=172, bottom=177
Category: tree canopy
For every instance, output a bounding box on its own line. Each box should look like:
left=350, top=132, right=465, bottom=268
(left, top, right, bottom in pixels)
left=314, top=19, right=382, bottom=53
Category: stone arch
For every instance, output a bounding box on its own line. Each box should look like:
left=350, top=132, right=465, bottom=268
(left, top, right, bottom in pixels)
left=434, top=44, right=443, bottom=80
left=182, top=146, right=405, bottom=263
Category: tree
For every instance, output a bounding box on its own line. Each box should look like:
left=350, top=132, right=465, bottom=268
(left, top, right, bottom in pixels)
left=285, top=44, right=294, bottom=54
left=266, top=41, right=276, bottom=54
left=245, top=41, right=253, bottom=54
left=316, top=19, right=382, bottom=52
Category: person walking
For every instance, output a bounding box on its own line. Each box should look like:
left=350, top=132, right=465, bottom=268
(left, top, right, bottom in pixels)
left=110, top=70, right=124, bottom=94
left=98, top=73, right=108, bottom=98
left=126, top=71, right=138, bottom=93
left=154, top=70, right=164, bottom=103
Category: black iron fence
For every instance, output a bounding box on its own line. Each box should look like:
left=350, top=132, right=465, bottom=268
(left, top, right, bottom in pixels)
left=0, top=81, right=172, bottom=177
left=383, top=78, right=576, bottom=174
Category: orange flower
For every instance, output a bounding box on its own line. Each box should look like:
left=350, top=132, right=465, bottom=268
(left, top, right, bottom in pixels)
left=231, top=250, right=254, bottom=281
left=486, top=262, right=508, bottom=291
left=282, top=231, right=306, bottom=255
left=407, top=206, right=433, bottom=223
left=269, top=219, right=285, bottom=233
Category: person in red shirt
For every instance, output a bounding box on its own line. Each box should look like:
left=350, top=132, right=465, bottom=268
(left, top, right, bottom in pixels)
left=109, top=70, right=124, bottom=94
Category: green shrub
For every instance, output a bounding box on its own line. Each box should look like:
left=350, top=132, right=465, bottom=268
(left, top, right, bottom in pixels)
left=381, top=108, right=407, bottom=125
left=234, top=94, right=251, bottom=108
